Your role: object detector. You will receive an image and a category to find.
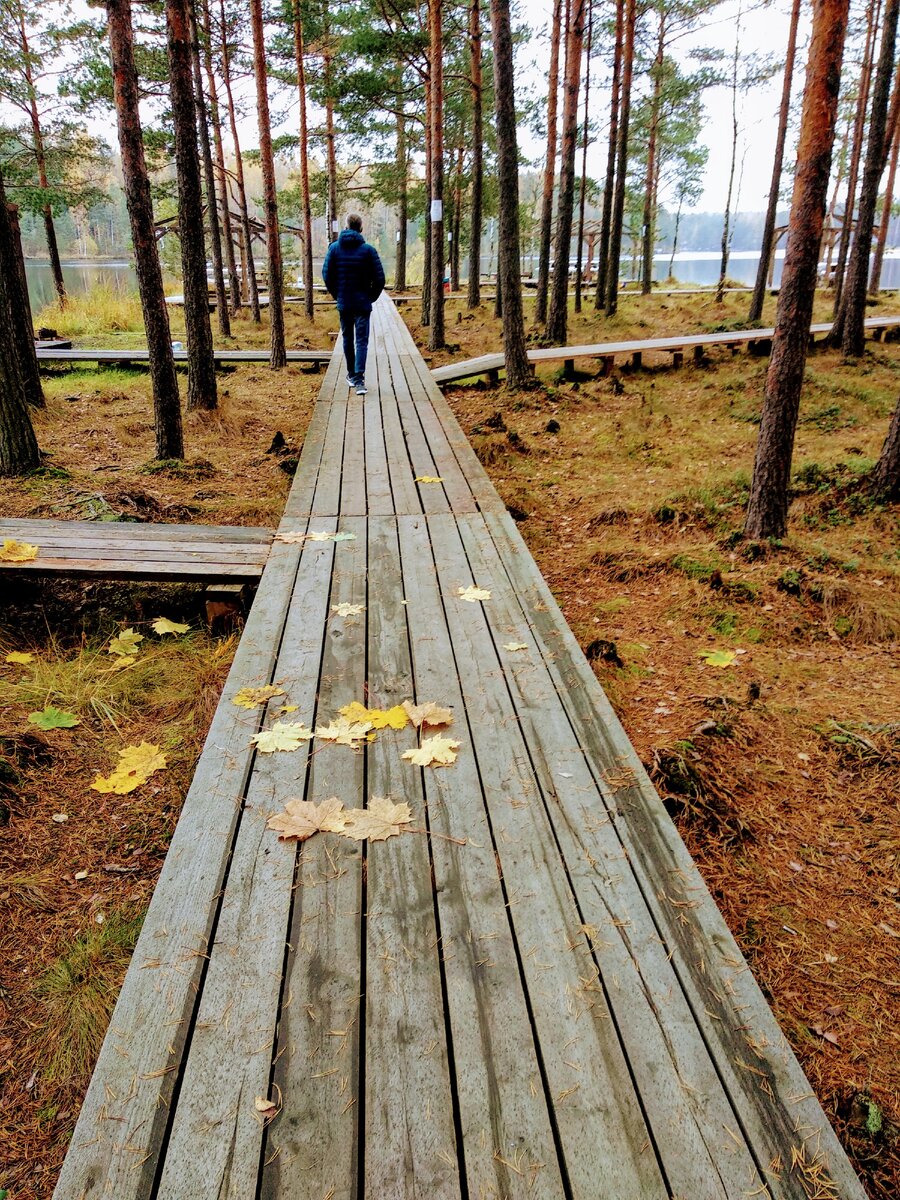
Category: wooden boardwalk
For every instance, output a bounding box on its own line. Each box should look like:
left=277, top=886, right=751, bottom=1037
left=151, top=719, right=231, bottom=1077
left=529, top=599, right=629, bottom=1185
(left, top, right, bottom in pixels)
left=54, top=297, right=865, bottom=1200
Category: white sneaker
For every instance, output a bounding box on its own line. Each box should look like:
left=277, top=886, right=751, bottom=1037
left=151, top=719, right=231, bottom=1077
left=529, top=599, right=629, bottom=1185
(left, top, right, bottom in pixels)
left=355, top=383, right=368, bottom=395
left=346, top=373, right=355, bottom=386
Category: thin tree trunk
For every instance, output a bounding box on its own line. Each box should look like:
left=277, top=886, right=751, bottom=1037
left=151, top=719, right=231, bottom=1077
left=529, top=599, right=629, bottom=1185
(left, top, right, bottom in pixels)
left=428, top=0, right=446, bottom=351
left=547, top=0, right=586, bottom=342
left=0, top=172, right=40, bottom=474
left=451, top=145, right=463, bottom=291
left=467, top=0, right=483, bottom=307
left=872, top=393, right=900, bottom=496
left=641, top=12, right=665, bottom=296
left=749, top=0, right=801, bottom=322
left=324, top=34, right=338, bottom=243
left=832, top=0, right=900, bottom=354
left=106, top=0, right=183, bottom=460
left=248, top=0, right=286, bottom=368
left=535, top=0, right=563, bottom=325
left=596, top=0, right=623, bottom=308
left=574, top=1, right=592, bottom=313
left=219, top=0, right=260, bottom=322
left=188, top=0, right=230, bottom=338
left=0, top=180, right=43, bottom=412
left=292, top=0, right=315, bottom=320
left=869, top=120, right=900, bottom=292
left=832, top=0, right=879, bottom=312
left=396, top=108, right=408, bottom=291
left=200, top=0, right=240, bottom=314
left=605, top=0, right=634, bottom=316
left=824, top=105, right=852, bottom=278
left=422, top=71, right=433, bottom=325
left=167, top=0, right=218, bottom=410
left=490, top=0, right=531, bottom=387
left=668, top=194, right=683, bottom=278
left=745, top=0, right=850, bottom=540
left=717, top=3, right=742, bottom=303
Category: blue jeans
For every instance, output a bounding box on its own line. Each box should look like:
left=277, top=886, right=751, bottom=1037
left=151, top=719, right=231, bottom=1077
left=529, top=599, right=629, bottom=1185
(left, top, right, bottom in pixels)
left=339, top=310, right=370, bottom=384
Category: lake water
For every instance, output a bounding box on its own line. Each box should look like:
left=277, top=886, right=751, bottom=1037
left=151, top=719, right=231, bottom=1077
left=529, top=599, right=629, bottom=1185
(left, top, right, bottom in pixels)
left=25, top=260, right=138, bottom=311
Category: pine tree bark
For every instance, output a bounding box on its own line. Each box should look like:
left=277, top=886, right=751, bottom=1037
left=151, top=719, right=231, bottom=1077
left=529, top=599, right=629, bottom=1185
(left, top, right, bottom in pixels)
left=0, top=173, right=44, bottom=415
left=248, top=0, right=286, bottom=368
left=535, top=0, right=563, bottom=326
left=490, top=0, right=531, bottom=387
left=749, top=0, right=801, bottom=322
left=189, top=0, right=230, bottom=338
left=167, top=0, right=218, bottom=410
left=467, top=0, right=484, bottom=308
left=107, top=0, right=183, bottom=460
left=574, top=2, right=592, bottom=313
left=831, top=0, right=900, bottom=354
left=605, top=0, right=634, bottom=316
left=219, top=0, right=260, bottom=322
left=872, top=394, right=900, bottom=496
left=0, top=177, right=40, bottom=473
left=395, top=108, right=408, bottom=291
left=547, top=0, right=585, bottom=343
left=596, top=0, right=623, bottom=309
left=641, top=13, right=665, bottom=296
left=292, top=0, right=315, bottom=320
left=745, top=0, right=850, bottom=540
left=200, top=0, right=240, bottom=314
left=869, top=119, right=900, bottom=292
left=428, top=0, right=445, bottom=352
left=451, top=145, right=463, bottom=291
left=716, top=5, right=743, bottom=303
left=324, top=31, right=339, bottom=243
left=422, top=70, right=433, bottom=326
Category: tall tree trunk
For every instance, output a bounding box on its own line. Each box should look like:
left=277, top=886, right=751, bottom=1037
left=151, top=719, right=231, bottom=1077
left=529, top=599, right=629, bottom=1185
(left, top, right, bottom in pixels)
left=188, top=0, right=230, bottom=338
left=292, top=0, right=315, bottom=320
left=490, top=0, right=531, bottom=387
left=869, top=119, right=900, bottom=292
left=107, top=0, right=183, bottom=459
left=324, top=33, right=339, bottom=243
left=574, top=1, right=592, bottom=313
left=248, top=0, right=286, bottom=368
left=716, top=2, right=743, bottom=303
left=667, top=194, right=684, bottom=278
left=596, top=0, right=623, bottom=309
left=605, top=0, right=634, bottom=316
left=219, top=0, right=260, bottom=322
left=745, top=0, right=850, bottom=540
left=422, top=71, right=433, bottom=325
left=395, top=108, right=408, bottom=291
left=0, top=174, right=40, bottom=474
left=749, top=0, right=801, bottom=322
left=832, top=0, right=900, bottom=354
left=0, top=177, right=44, bottom=413
left=428, top=0, right=446, bottom=351
left=535, top=0, right=563, bottom=325
left=823, top=104, right=852, bottom=277
left=467, top=0, right=483, bottom=308
left=872, top=394, right=900, bottom=496
left=200, top=0, right=240, bottom=314
left=167, top=0, right=218, bottom=411
left=641, top=12, right=665, bottom=296
left=451, top=145, right=463, bottom=291
left=547, top=0, right=586, bottom=343
left=832, top=0, right=879, bottom=312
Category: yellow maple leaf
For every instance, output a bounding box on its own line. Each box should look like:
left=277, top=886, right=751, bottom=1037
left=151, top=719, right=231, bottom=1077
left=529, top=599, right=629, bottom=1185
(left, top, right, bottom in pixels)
left=339, top=700, right=371, bottom=723
left=339, top=700, right=408, bottom=730
left=5, top=651, right=34, bottom=666
left=267, top=796, right=350, bottom=842
left=251, top=722, right=315, bottom=753
left=457, top=585, right=491, bottom=602
left=341, top=796, right=414, bottom=842
left=0, top=539, right=38, bottom=563
left=232, top=684, right=286, bottom=709
left=151, top=617, right=190, bottom=636
left=315, top=716, right=373, bottom=746
left=402, top=735, right=461, bottom=768
left=108, top=628, right=143, bottom=657
left=91, top=742, right=167, bottom=794
left=401, top=700, right=454, bottom=729
left=414, top=475, right=443, bottom=484
left=277, top=704, right=299, bottom=714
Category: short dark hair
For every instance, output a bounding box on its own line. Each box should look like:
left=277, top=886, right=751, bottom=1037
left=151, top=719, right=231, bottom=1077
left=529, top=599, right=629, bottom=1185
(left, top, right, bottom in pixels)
left=347, top=213, right=363, bottom=232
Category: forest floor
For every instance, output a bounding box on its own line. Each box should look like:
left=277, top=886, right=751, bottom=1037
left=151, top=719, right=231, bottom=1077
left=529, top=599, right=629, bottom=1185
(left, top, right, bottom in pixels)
left=1, top=287, right=898, bottom=1198
left=404, top=291, right=900, bottom=1198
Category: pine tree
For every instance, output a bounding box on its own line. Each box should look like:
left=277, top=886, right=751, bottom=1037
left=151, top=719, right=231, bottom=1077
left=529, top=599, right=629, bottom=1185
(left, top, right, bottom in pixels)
left=535, top=0, right=562, bottom=326
left=428, top=0, right=445, bottom=351
left=467, top=0, right=484, bottom=308
left=292, top=0, right=315, bottom=320
left=595, top=0, right=623, bottom=309
left=199, top=0, right=241, bottom=313
left=0, top=180, right=40, bottom=471
left=605, top=0, right=635, bottom=316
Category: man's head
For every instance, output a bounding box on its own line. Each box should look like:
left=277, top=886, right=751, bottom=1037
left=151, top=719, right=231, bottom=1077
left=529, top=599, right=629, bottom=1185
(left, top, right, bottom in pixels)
left=347, top=214, right=363, bottom=233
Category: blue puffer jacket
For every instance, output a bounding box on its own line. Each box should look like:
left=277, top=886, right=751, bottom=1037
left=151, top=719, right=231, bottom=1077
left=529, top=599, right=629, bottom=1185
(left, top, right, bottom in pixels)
left=322, top=229, right=386, bottom=314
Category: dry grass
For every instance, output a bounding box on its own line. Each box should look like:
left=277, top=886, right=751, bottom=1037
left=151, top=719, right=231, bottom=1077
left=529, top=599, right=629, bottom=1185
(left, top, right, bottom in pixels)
left=35, top=286, right=145, bottom=337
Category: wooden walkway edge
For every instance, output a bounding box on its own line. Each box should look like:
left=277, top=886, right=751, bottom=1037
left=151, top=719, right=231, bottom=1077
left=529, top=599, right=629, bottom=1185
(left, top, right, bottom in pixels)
left=52, top=296, right=866, bottom=1200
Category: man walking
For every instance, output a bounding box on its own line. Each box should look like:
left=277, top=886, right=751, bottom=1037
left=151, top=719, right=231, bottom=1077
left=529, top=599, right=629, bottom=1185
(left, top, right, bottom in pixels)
left=322, top=214, right=386, bottom=395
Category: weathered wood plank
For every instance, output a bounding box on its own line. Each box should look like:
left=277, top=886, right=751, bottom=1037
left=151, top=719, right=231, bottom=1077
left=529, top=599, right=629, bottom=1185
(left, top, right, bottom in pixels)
left=0, top=557, right=266, bottom=582
left=310, top=398, right=348, bottom=517
left=340, top=399, right=367, bottom=516
left=377, top=355, right=422, bottom=517
left=0, top=518, right=273, bottom=543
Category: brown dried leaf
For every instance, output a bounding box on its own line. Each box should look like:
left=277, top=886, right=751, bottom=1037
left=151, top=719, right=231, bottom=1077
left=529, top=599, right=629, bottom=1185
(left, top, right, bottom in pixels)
left=340, top=796, right=413, bottom=842
left=401, top=700, right=454, bottom=729
left=267, top=796, right=350, bottom=842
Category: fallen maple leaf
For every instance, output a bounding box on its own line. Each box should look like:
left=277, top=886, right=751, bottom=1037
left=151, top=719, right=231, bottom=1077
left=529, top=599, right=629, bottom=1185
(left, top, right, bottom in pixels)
left=91, top=743, right=166, bottom=795
left=277, top=704, right=299, bottom=714
left=251, top=722, right=315, bottom=753
left=699, top=648, right=736, bottom=668
left=401, top=700, right=454, bottom=729
left=5, top=651, right=33, bottom=665
left=28, top=706, right=80, bottom=731
left=254, top=1095, right=279, bottom=1120
left=232, top=684, right=286, bottom=709
left=267, top=796, right=351, bottom=842
left=457, top=585, right=491, bottom=603
left=332, top=603, right=365, bottom=617
left=315, top=715, right=373, bottom=746
left=0, top=538, right=38, bottom=563
left=503, top=642, right=528, bottom=652
left=108, top=628, right=144, bottom=657
left=151, top=617, right=190, bottom=636
left=402, top=735, right=461, bottom=767
left=341, top=796, right=413, bottom=841
left=339, top=701, right=408, bottom=730
left=415, top=475, right=443, bottom=483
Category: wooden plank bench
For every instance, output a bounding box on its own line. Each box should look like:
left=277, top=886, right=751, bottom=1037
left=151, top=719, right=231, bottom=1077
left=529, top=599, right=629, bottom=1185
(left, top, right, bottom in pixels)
left=0, top=518, right=273, bottom=582
left=52, top=295, right=866, bottom=1200
left=431, top=313, right=900, bottom=385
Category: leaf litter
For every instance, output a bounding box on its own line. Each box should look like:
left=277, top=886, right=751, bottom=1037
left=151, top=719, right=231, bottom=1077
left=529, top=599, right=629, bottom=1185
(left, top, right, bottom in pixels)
left=267, top=794, right=413, bottom=843
left=91, top=743, right=167, bottom=795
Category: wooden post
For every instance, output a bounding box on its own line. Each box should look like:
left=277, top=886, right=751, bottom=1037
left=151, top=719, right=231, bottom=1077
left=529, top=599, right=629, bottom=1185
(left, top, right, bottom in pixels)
left=671, top=350, right=683, bottom=367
